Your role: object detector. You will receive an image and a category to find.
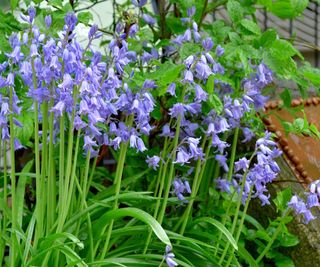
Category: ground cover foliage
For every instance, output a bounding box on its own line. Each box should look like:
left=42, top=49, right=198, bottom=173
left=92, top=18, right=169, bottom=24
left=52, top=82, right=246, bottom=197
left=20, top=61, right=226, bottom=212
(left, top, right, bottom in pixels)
left=1, top=0, right=320, bottom=266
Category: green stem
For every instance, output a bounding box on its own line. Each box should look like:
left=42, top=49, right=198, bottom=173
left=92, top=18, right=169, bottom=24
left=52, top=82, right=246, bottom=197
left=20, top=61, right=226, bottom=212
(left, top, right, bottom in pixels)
left=56, top=87, right=78, bottom=232
left=30, top=57, right=43, bottom=247
left=157, top=87, right=186, bottom=227
left=143, top=138, right=169, bottom=253
left=219, top=153, right=255, bottom=264
left=47, top=96, right=56, bottom=233
left=57, top=114, right=65, bottom=231
left=99, top=115, right=134, bottom=260
left=178, top=136, right=210, bottom=235
left=213, top=191, right=235, bottom=256
left=41, top=102, right=49, bottom=234
left=9, top=86, right=17, bottom=266
left=225, top=187, right=253, bottom=267
left=157, top=117, right=182, bottom=225
left=227, top=128, right=239, bottom=181
left=255, top=210, right=289, bottom=264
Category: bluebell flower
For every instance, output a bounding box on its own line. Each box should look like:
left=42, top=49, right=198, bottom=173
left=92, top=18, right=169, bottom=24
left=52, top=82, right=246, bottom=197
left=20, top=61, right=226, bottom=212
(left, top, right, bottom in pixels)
left=146, top=155, right=160, bottom=170
left=167, top=83, right=176, bottom=96
left=129, top=24, right=139, bottom=37
left=195, top=62, right=212, bottom=80
left=194, top=84, right=208, bottom=102
left=45, top=15, right=52, bottom=28
left=187, top=6, right=196, bottom=17
left=132, top=0, right=147, bottom=7
left=172, top=178, right=191, bottom=202
left=307, top=193, right=320, bottom=208
left=202, top=37, right=213, bottom=51
left=184, top=55, right=194, bottom=68
left=215, top=178, right=231, bottom=194
left=215, top=154, right=229, bottom=172
left=174, top=147, right=191, bottom=165
left=241, top=127, right=255, bottom=143
left=235, top=157, right=250, bottom=172
left=216, top=45, right=224, bottom=57
left=142, top=14, right=156, bottom=25
left=164, top=245, right=178, bottom=267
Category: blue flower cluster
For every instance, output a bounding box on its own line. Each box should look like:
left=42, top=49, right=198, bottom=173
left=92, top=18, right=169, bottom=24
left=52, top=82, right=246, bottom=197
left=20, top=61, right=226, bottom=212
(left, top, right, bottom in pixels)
left=288, top=179, right=320, bottom=224
left=1, top=7, right=158, bottom=158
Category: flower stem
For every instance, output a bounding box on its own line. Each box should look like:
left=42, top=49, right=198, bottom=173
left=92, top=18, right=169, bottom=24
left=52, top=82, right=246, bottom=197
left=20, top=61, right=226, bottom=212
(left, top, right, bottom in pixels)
left=219, top=153, right=255, bottom=264
left=225, top=187, right=253, bottom=267
left=47, top=97, right=56, bottom=233
left=227, top=128, right=239, bottom=181
left=9, top=86, right=17, bottom=266
left=41, top=101, right=49, bottom=234
left=255, top=210, right=289, bottom=264
left=99, top=114, right=134, bottom=260
left=157, top=114, right=182, bottom=226
left=143, top=138, right=169, bottom=253
left=178, top=136, right=210, bottom=235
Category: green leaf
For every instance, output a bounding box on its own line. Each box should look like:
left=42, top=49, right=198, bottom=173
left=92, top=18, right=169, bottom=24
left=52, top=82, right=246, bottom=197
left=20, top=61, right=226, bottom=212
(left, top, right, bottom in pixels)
left=93, top=207, right=171, bottom=246
left=273, top=252, right=295, bottom=267
left=237, top=245, right=259, bottom=267
left=227, top=0, right=243, bottom=23
left=270, top=39, right=299, bottom=59
left=280, top=89, right=292, bottom=108
left=259, top=29, right=277, bottom=48
left=279, top=233, right=299, bottom=247
left=145, top=61, right=184, bottom=96
left=77, top=11, right=93, bottom=24
left=240, top=19, right=261, bottom=35
left=293, top=118, right=305, bottom=132
left=14, top=112, right=34, bottom=146
left=205, top=75, right=214, bottom=94
left=273, top=188, right=292, bottom=212
left=269, top=0, right=308, bottom=19
left=179, top=42, right=201, bottom=59
left=302, top=66, right=320, bottom=86
left=208, top=94, right=223, bottom=114
left=194, top=217, right=238, bottom=250
left=10, top=0, right=19, bottom=10
left=16, top=161, right=33, bottom=226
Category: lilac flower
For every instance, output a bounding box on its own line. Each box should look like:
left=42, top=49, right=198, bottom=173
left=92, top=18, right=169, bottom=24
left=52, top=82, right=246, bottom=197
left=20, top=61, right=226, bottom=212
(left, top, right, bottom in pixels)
left=183, top=70, right=194, bottom=83
left=215, top=178, right=231, bottom=194
left=129, top=24, right=139, bottom=37
left=167, top=83, right=176, bottom=96
left=174, top=147, right=191, bottom=165
left=142, top=14, right=156, bottom=25
left=146, top=155, right=160, bottom=170
left=195, top=62, right=212, bottom=80
left=88, top=24, right=102, bottom=40
left=65, top=12, right=77, bottom=31
left=215, top=154, right=229, bottom=172
left=216, top=45, right=224, bottom=57
left=143, top=79, right=157, bottom=89
left=194, top=84, right=208, bottom=102
left=132, top=0, right=147, bottom=7
left=45, top=15, right=52, bottom=28
left=241, top=127, right=254, bottom=143
left=164, top=245, right=178, bottom=267
left=83, top=136, right=97, bottom=151
left=169, top=103, right=185, bottom=119
left=184, top=55, right=194, bottom=68
left=307, top=194, right=320, bottom=208
left=211, top=134, right=229, bottom=153
left=234, top=157, right=250, bottom=172
left=172, top=178, right=191, bottom=201
left=187, top=6, right=196, bottom=17
left=202, top=37, right=213, bottom=51
left=288, top=195, right=316, bottom=224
